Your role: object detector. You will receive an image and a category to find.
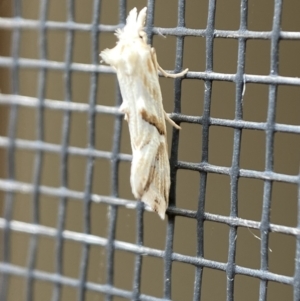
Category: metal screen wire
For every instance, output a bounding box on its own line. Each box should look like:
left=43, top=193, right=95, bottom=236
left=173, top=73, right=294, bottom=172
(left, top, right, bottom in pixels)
left=0, top=0, right=300, bottom=300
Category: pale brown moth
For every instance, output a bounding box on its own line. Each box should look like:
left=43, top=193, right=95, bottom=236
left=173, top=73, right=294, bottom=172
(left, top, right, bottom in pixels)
left=100, top=7, right=188, bottom=219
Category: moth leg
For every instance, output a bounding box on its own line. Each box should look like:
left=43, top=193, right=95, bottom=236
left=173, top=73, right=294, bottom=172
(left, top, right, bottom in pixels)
left=164, top=111, right=181, bottom=130
left=119, top=102, right=129, bottom=122
left=150, top=48, right=189, bottom=78
left=150, top=47, right=160, bottom=71
left=158, top=65, right=189, bottom=78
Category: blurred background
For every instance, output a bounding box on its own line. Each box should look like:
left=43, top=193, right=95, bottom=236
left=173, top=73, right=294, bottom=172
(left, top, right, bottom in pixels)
left=0, top=0, right=299, bottom=300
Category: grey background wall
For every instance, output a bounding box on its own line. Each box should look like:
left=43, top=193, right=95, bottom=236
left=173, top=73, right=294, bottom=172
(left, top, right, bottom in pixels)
left=0, top=0, right=299, bottom=300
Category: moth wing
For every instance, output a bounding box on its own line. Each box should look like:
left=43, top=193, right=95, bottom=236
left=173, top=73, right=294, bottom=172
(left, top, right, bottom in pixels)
left=138, top=50, right=166, bottom=124
left=141, top=142, right=170, bottom=220
left=131, top=134, right=170, bottom=219
left=128, top=50, right=170, bottom=219
left=101, top=27, right=171, bottom=219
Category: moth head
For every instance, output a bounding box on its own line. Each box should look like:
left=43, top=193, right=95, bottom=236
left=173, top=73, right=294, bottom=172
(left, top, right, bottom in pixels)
left=115, top=7, right=148, bottom=43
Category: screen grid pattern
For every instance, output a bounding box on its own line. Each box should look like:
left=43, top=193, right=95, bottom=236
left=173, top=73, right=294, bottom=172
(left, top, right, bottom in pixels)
left=0, top=0, right=299, bottom=300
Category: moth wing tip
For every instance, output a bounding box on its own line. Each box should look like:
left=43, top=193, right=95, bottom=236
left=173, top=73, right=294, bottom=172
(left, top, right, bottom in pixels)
left=156, top=203, right=167, bottom=220
left=158, top=210, right=166, bottom=220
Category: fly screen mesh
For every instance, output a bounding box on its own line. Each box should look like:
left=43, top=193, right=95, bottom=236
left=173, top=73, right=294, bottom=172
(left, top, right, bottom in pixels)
left=0, top=0, right=299, bottom=301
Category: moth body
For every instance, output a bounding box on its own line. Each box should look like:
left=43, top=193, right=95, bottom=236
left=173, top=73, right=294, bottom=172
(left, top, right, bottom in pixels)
left=100, top=7, right=188, bottom=219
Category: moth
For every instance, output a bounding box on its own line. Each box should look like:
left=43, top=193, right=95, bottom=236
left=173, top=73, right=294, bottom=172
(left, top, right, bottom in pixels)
left=100, top=7, right=188, bottom=219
